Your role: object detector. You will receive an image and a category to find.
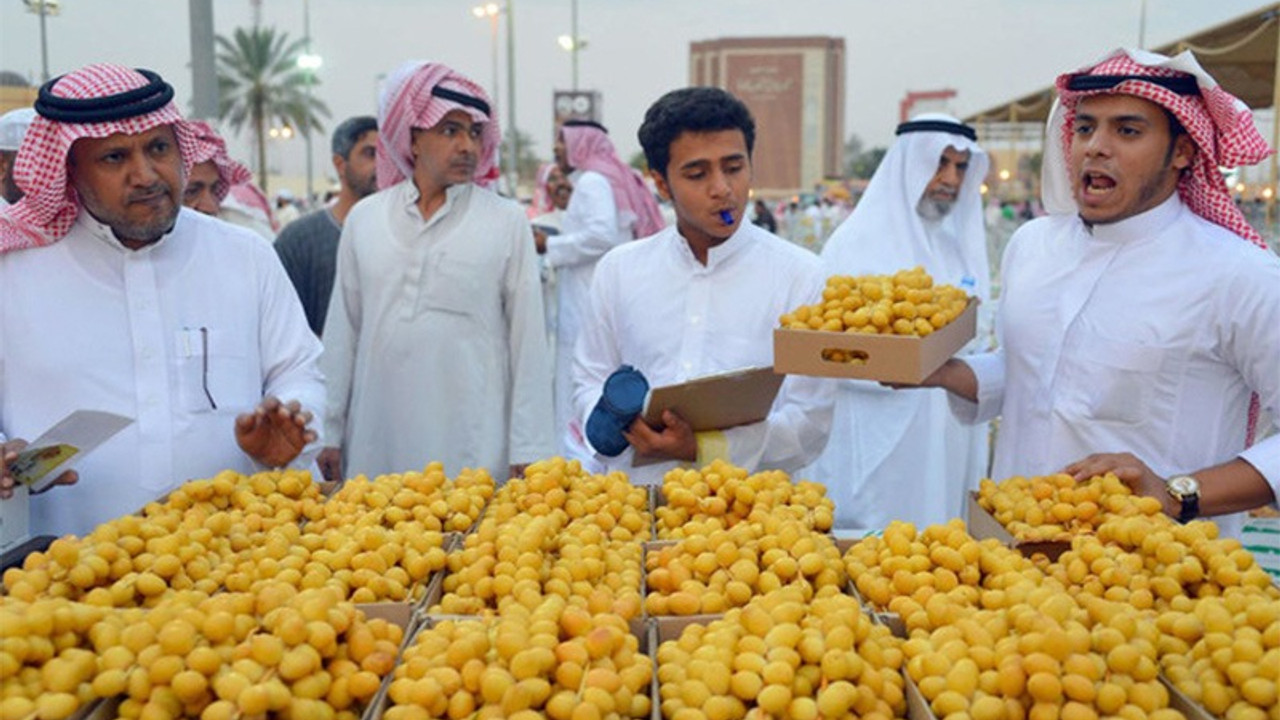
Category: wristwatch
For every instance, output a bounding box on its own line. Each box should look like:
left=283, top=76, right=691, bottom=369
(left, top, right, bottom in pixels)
left=1165, top=475, right=1200, bottom=523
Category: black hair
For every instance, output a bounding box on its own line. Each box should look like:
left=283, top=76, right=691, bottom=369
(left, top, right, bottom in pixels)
left=562, top=118, right=608, bottom=133
left=1162, top=108, right=1191, bottom=169
left=331, top=116, right=378, bottom=160
left=637, top=87, right=755, bottom=178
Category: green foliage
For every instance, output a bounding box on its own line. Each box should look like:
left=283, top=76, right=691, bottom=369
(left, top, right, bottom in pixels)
left=216, top=26, right=330, bottom=192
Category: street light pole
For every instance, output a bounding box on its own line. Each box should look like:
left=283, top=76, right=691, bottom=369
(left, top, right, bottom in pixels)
left=570, top=0, right=579, bottom=91
left=489, top=13, right=499, bottom=110
left=23, top=0, right=60, bottom=82
left=506, top=0, right=519, bottom=194
left=474, top=3, right=504, bottom=187
left=303, top=0, right=314, bottom=205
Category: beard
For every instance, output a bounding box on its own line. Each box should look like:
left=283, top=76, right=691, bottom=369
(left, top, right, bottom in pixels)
left=76, top=180, right=180, bottom=246
left=917, top=194, right=956, bottom=222
left=345, top=167, right=378, bottom=199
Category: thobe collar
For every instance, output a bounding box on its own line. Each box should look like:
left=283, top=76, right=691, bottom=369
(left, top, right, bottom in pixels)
left=76, top=206, right=179, bottom=255
left=1082, top=192, right=1182, bottom=244
left=399, top=179, right=469, bottom=228
left=672, top=220, right=754, bottom=271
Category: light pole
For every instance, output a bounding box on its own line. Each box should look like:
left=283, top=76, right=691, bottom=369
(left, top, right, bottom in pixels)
left=473, top=2, right=518, bottom=194
left=297, top=0, right=322, bottom=206
left=23, top=0, right=61, bottom=83
left=506, top=1, right=518, bottom=194
left=472, top=3, right=501, bottom=113
left=557, top=0, right=582, bottom=90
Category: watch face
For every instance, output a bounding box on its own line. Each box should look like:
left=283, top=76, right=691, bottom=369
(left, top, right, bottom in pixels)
left=1169, top=476, right=1198, bottom=496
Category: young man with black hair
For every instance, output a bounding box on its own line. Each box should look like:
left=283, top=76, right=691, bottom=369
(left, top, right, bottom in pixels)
left=922, top=49, right=1280, bottom=534
left=571, top=87, right=834, bottom=484
left=276, top=116, right=379, bottom=336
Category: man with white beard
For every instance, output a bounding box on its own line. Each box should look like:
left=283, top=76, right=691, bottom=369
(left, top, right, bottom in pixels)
left=808, top=114, right=991, bottom=533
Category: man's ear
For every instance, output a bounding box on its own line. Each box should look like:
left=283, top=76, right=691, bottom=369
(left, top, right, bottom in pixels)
left=1171, top=133, right=1196, bottom=173
left=331, top=153, right=345, bottom=175
left=649, top=168, right=671, bottom=201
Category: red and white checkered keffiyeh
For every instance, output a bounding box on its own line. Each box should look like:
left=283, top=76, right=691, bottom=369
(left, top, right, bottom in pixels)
left=376, top=61, right=500, bottom=191
left=0, top=63, right=198, bottom=254
left=1044, top=48, right=1274, bottom=447
left=226, top=180, right=278, bottom=232
left=561, top=123, right=665, bottom=238
left=188, top=120, right=252, bottom=203
left=1047, top=48, right=1273, bottom=248
left=527, top=162, right=558, bottom=219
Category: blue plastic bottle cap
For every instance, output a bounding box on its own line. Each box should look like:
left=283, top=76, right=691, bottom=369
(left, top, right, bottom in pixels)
left=602, top=367, right=648, bottom=415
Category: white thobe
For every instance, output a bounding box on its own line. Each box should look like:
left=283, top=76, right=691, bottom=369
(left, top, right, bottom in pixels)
left=545, top=170, right=632, bottom=458
left=811, top=216, right=991, bottom=532
left=573, top=221, right=835, bottom=485
left=0, top=209, right=324, bottom=537
left=954, top=196, right=1280, bottom=537
left=322, top=181, right=555, bottom=480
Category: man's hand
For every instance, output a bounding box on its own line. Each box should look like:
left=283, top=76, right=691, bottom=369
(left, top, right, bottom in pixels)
left=532, top=229, right=548, bottom=254
left=1, top=439, right=77, bottom=499
left=883, top=358, right=978, bottom=400
left=509, top=464, right=530, bottom=480
left=317, top=447, right=343, bottom=484
left=623, top=410, right=697, bottom=463
left=1063, top=452, right=1177, bottom=517
left=235, top=396, right=316, bottom=469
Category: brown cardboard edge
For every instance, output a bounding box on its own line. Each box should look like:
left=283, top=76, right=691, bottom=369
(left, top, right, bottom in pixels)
left=965, top=491, right=1071, bottom=561
left=905, top=671, right=936, bottom=720
left=649, top=615, right=724, bottom=720
left=773, top=297, right=979, bottom=382
left=1160, top=674, right=1219, bottom=720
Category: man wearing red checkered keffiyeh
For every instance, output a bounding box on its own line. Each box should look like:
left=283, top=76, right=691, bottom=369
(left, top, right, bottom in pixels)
left=0, top=64, right=325, bottom=537
left=182, top=120, right=253, bottom=217
left=318, top=61, right=555, bottom=487
left=923, top=49, right=1280, bottom=537
left=538, top=119, right=667, bottom=465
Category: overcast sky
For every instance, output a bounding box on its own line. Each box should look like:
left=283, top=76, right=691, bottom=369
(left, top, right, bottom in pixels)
left=0, top=0, right=1270, bottom=186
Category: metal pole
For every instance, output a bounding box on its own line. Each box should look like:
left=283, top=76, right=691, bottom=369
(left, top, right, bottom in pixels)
left=303, top=0, right=314, bottom=205
left=506, top=0, right=518, bottom=193
left=490, top=14, right=499, bottom=117
left=1137, top=0, right=1147, bottom=49
left=39, top=1, right=50, bottom=82
left=189, top=0, right=218, bottom=120
left=1269, top=25, right=1280, bottom=233
left=570, top=0, right=579, bottom=91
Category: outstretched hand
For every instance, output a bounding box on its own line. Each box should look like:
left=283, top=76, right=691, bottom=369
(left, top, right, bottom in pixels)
left=235, top=396, right=316, bottom=468
left=1062, top=452, right=1176, bottom=517
left=623, top=410, right=697, bottom=463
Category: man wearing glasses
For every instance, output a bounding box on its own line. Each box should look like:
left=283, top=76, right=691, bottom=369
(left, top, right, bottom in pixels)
left=0, top=64, right=323, bottom=537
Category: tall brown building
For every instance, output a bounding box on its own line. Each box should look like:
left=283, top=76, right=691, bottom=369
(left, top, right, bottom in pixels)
left=690, top=36, right=845, bottom=198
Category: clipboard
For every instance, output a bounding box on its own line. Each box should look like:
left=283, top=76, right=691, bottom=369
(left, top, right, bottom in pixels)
left=6, top=410, right=133, bottom=493
left=640, top=366, right=784, bottom=432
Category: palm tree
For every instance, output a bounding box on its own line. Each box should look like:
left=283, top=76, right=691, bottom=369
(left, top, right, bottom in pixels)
left=216, top=26, right=329, bottom=192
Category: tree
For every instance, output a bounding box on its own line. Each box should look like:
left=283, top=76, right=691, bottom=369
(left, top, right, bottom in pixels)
left=843, top=134, right=864, bottom=177
left=216, top=26, right=330, bottom=192
left=629, top=151, right=648, bottom=173
left=843, top=133, right=887, bottom=180
left=849, top=147, right=888, bottom=180
left=500, top=128, right=544, bottom=191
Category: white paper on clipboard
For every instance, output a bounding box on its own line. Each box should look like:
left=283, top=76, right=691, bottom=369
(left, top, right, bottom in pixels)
left=6, top=411, right=133, bottom=493
left=631, top=366, right=783, bottom=468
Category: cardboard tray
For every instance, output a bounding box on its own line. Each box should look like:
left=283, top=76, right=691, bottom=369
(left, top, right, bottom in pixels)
left=366, top=613, right=652, bottom=720
left=965, top=491, right=1071, bottom=561
left=773, top=298, right=978, bottom=383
